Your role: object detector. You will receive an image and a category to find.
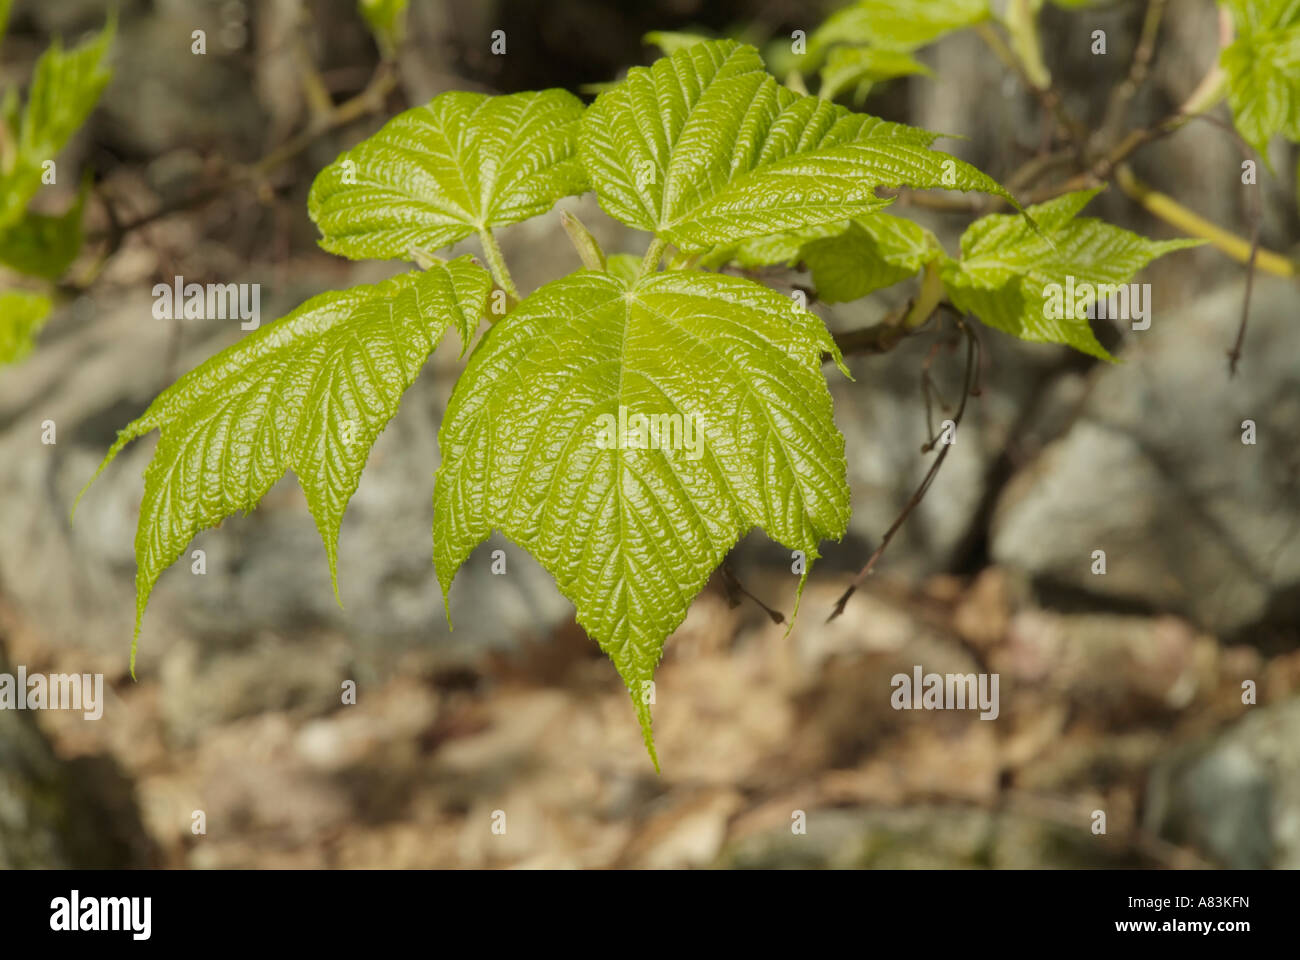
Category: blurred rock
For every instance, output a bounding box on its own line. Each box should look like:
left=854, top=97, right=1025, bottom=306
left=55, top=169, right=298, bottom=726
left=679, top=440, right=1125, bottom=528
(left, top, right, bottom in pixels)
left=0, top=641, right=153, bottom=867
left=1146, top=697, right=1300, bottom=869
left=997, top=609, right=1211, bottom=722
left=720, top=805, right=1143, bottom=869
left=991, top=278, right=1300, bottom=639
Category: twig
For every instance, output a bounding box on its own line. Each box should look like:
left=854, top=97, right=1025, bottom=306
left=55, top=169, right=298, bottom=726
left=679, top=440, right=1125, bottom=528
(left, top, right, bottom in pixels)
left=85, top=62, right=398, bottom=248
left=1099, top=0, right=1167, bottom=144
left=1114, top=164, right=1294, bottom=277
left=720, top=564, right=785, bottom=624
left=828, top=322, right=911, bottom=359
left=975, top=19, right=1084, bottom=153
left=827, top=313, right=980, bottom=623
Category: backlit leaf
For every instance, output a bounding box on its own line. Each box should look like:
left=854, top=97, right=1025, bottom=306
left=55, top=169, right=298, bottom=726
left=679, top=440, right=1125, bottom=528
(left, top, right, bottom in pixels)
left=804, top=213, right=941, bottom=302
left=579, top=39, right=1016, bottom=254
left=941, top=189, right=1203, bottom=359
left=1220, top=0, right=1300, bottom=161
left=80, top=259, right=492, bottom=672
left=433, top=267, right=850, bottom=766
left=309, top=90, right=588, bottom=261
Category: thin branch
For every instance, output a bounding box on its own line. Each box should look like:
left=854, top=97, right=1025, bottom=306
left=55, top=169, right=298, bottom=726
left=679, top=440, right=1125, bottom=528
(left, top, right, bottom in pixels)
left=1099, top=0, right=1167, bottom=143
left=1114, top=164, right=1294, bottom=277
left=975, top=18, right=1084, bottom=152
left=720, top=564, right=785, bottom=625
left=827, top=313, right=981, bottom=623
left=85, top=62, right=398, bottom=249
left=828, top=322, right=911, bottom=359
left=824, top=264, right=944, bottom=361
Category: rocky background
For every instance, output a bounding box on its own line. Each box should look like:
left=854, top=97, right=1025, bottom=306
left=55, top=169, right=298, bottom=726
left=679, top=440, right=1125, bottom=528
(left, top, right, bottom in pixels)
left=0, top=0, right=1297, bottom=868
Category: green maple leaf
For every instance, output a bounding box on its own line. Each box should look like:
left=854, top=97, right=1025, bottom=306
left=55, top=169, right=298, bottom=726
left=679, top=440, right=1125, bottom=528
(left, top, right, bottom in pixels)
left=579, top=39, right=1016, bottom=254
left=79, top=259, right=492, bottom=673
left=1220, top=0, right=1300, bottom=161
left=804, top=213, right=942, bottom=302
left=433, top=267, right=851, bottom=768
left=0, top=16, right=113, bottom=230
left=0, top=289, right=52, bottom=365
left=308, top=89, right=588, bottom=261
left=941, top=189, right=1203, bottom=359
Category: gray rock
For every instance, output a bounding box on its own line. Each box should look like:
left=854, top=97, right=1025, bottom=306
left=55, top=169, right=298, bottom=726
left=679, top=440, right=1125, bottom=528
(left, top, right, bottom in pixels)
left=0, top=643, right=152, bottom=867
left=720, top=805, right=1142, bottom=869
left=1146, top=697, right=1300, bottom=869
left=990, top=277, right=1300, bottom=638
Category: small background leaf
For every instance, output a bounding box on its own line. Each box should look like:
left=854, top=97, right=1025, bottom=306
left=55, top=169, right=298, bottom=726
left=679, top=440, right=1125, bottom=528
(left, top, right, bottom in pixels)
left=0, top=181, right=86, bottom=279
left=0, top=16, right=113, bottom=229
left=0, top=288, right=52, bottom=365
left=804, top=214, right=941, bottom=302
left=942, top=189, right=1203, bottom=359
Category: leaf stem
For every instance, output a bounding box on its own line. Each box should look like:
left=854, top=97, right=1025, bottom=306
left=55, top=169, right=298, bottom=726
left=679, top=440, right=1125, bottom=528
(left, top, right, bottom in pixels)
left=477, top=226, right=520, bottom=300
left=640, top=237, right=667, bottom=276
left=902, top=260, right=945, bottom=329
left=1003, top=0, right=1051, bottom=91
left=559, top=210, right=606, bottom=271
left=1114, top=164, right=1294, bottom=277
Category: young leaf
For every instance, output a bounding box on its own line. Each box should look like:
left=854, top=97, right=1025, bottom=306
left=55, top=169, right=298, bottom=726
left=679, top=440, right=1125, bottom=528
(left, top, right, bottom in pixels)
left=603, top=252, right=642, bottom=285
left=0, top=289, right=52, bottom=365
left=0, top=183, right=86, bottom=279
left=803, top=213, right=941, bottom=302
left=80, top=259, right=492, bottom=672
left=643, top=30, right=713, bottom=55
left=358, top=0, right=407, bottom=57
left=0, top=0, right=12, bottom=53
left=433, top=268, right=851, bottom=767
left=819, top=47, right=933, bottom=102
left=308, top=90, right=588, bottom=261
left=695, top=221, right=850, bottom=270
left=941, top=189, right=1203, bottom=359
left=1220, top=0, right=1300, bottom=162
left=579, top=39, right=1017, bottom=254
left=807, top=0, right=991, bottom=62
left=0, top=17, right=114, bottom=229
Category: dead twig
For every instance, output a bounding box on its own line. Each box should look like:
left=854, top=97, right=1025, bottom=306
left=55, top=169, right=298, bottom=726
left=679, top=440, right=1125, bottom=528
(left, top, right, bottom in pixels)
left=827, top=311, right=981, bottom=623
